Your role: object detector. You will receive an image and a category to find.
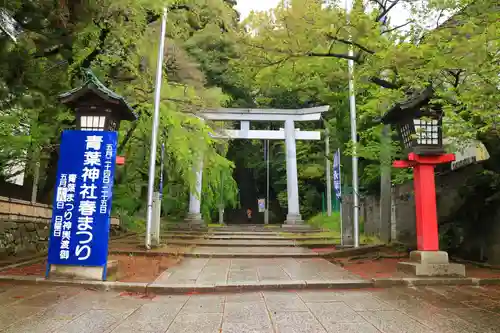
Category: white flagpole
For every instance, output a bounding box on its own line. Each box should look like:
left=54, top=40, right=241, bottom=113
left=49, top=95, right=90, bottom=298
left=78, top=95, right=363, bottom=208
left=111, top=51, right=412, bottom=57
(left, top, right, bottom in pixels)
left=146, top=8, right=167, bottom=250
left=345, top=0, right=359, bottom=248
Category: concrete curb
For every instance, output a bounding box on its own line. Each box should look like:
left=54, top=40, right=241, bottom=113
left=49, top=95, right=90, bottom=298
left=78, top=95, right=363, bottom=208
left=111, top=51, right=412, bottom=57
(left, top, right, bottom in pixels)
left=372, top=277, right=500, bottom=287
left=0, top=275, right=370, bottom=294
left=2, top=274, right=500, bottom=293
left=321, top=244, right=386, bottom=258
left=0, top=254, right=46, bottom=271
left=476, top=278, right=500, bottom=286
left=0, top=275, right=149, bottom=292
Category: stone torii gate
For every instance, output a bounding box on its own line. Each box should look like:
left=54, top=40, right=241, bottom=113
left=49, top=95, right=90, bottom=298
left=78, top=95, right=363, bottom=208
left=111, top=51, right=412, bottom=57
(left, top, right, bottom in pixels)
left=184, top=106, right=328, bottom=228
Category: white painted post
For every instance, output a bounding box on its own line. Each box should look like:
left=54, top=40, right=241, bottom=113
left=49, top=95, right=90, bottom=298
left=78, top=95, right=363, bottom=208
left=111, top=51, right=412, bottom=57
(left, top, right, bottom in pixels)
left=185, top=159, right=204, bottom=226
left=284, top=119, right=303, bottom=225
left=151, top=192, right=161, bottom=246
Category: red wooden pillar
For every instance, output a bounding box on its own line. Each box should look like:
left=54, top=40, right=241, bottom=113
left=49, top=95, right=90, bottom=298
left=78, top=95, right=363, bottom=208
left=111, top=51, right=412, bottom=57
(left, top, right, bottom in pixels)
left=393, top=153, right=455, bottom=251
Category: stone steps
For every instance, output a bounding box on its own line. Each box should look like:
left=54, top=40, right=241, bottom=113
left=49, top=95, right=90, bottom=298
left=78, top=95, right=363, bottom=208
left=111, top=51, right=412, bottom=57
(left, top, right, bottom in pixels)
left=164, top=225, right=322, bottom=234
left=164, top=231, right=281, bottom=236
left=160, top=234, right=339, bottom=241
left=165, top=239, right=339, bottom=248
left=111, top=245, right=323, bottom=258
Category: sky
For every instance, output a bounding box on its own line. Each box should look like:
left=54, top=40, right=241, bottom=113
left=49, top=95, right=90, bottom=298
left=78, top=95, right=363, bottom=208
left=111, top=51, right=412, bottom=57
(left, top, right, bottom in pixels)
left=235, top=0, right=413, bottom=28
left=235, top=0, right=281, bottom=19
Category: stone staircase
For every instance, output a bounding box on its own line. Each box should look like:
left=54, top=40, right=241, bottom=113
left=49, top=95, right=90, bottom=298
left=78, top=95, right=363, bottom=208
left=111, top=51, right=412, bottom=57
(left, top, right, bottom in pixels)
left=159, top=224, right=340, bottom=257
left=148, top=224, right=363, bottom=289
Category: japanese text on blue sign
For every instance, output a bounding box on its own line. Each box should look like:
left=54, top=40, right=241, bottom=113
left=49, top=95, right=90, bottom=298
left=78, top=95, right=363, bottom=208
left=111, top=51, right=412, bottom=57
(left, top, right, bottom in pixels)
left=333, top=149, right=342, bottom=200
left=48, top=130, right=117, bottom=267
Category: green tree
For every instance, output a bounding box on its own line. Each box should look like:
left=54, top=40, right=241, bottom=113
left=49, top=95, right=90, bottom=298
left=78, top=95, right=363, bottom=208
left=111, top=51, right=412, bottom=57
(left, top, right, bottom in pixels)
left=231, top=0, right=499, bottom=190
left=0, top=0, right=241, bottom=223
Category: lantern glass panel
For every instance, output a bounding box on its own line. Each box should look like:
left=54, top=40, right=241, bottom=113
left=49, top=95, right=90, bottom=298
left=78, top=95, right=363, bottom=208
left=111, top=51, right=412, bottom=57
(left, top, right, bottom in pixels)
left=80, top=115, right=106, bottom=131
left=413, top=118, right=439, bottom=145
left=400, top=123, right=413, bottom=148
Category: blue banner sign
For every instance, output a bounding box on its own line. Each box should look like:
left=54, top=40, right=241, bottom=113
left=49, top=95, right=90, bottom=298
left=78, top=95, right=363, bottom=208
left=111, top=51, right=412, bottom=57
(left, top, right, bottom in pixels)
left=333, top=149, right=342, bottom=201
left=47, top=130, right=117, bottom=270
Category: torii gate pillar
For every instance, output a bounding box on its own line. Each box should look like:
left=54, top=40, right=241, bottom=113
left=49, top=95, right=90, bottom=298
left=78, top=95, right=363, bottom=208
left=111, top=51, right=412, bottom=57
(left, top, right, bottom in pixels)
left=284, top=119, right=302, bottom=225
left=185, top=159, right=204, bottom=227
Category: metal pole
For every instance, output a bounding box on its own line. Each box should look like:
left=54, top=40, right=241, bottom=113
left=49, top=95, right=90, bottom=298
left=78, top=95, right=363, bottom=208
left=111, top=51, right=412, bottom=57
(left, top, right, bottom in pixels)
left=146, top=7, right=167, bottom=250
left=345, top=0, right=359, bottom=248
left=265, top=139, right=270, bottom=224
left=325, top=127, right=332, bottom=217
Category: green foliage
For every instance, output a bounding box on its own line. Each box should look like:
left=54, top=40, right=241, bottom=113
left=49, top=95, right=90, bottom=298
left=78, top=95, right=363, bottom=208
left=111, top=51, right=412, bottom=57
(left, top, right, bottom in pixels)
left=1, top=0, right=240, bottom=219
left=307, top=213, right=341, bottom=233
left=223, top=0, right=499, bottom=218
left=2, top=0, right=498, bottom=226
left=116, top=210, right=146, bottom=233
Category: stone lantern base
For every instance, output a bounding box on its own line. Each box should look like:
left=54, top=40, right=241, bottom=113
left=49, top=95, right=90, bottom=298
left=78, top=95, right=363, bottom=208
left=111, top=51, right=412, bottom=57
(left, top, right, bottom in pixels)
left=282, top=213, right=311, bottom=230
left=49, top=260, right=118, bottom=281
left=184, top=213, right=206, bottom=229
left=397, top=251, right=465, bottom=277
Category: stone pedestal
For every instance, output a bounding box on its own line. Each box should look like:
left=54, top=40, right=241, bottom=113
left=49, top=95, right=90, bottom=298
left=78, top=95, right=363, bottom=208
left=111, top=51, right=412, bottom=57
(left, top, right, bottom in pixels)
left=397, top=251, right=465, bottom=277
left=283, top=213, right=310, bottom=229
left=49, top=260, right=118, bottom=281
left=184, top=213, right=206, bottom=228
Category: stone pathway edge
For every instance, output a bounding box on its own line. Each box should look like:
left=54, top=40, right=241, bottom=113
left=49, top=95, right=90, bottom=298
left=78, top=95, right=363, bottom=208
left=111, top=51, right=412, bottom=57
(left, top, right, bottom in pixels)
left=1, top=274, right=499, bottom=294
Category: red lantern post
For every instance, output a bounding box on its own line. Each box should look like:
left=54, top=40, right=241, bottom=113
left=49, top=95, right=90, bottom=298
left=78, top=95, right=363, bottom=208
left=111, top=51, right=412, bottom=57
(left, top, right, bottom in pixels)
left=382, top=88, right=465, bottom=276
left=393, top=153, right=455, bottom=251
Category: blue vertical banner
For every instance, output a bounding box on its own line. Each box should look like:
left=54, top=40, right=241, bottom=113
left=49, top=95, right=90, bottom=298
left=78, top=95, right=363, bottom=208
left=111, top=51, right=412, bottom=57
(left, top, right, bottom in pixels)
left=333, top=149, right=342, bottom=202
left=47, top=130, right=117, bottom=269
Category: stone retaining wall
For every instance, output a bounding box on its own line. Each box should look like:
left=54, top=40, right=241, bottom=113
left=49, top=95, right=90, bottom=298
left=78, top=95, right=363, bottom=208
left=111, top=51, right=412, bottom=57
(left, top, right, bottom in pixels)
left=0, top=220, right=49, bottom=258
left=0, top=196, right=121, bottom=259
left=0, top=196, right=52, bottom=222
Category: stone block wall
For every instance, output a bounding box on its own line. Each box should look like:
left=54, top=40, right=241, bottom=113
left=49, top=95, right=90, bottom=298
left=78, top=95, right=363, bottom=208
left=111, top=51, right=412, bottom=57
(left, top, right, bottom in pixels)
left=0, top=196, right=52, bottom=258
left=0, top=221, right=49, bottom=259
left=0, top=196, right=52, bottom=222
left=0, top=196, right=121, bottom=259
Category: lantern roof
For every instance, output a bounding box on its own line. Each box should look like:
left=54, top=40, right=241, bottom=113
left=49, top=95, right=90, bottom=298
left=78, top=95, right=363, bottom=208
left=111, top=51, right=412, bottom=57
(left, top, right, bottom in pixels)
left=381, top=86, right=435, bottom=124
left=59, top=68, right=137, bottom=121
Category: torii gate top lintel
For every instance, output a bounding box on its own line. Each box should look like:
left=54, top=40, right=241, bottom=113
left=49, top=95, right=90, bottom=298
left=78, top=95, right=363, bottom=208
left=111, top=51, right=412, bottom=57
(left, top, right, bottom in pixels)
left=200, top=105, right=329, bottom=122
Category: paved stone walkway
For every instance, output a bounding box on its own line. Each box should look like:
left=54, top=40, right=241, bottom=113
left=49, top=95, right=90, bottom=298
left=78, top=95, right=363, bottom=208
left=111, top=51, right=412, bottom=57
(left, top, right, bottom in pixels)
left=153, top=258, right=358, bottom=285
left=2, top=284, right=500, bottom=332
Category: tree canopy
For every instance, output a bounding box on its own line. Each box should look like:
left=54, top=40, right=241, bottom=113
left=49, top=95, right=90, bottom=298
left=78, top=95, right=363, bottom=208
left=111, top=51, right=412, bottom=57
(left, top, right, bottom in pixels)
left=230, top=0, right=499, bottom=192
left=0, top=0, right=241, bottom=223
left=0, top=0, right=498, bottom=224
